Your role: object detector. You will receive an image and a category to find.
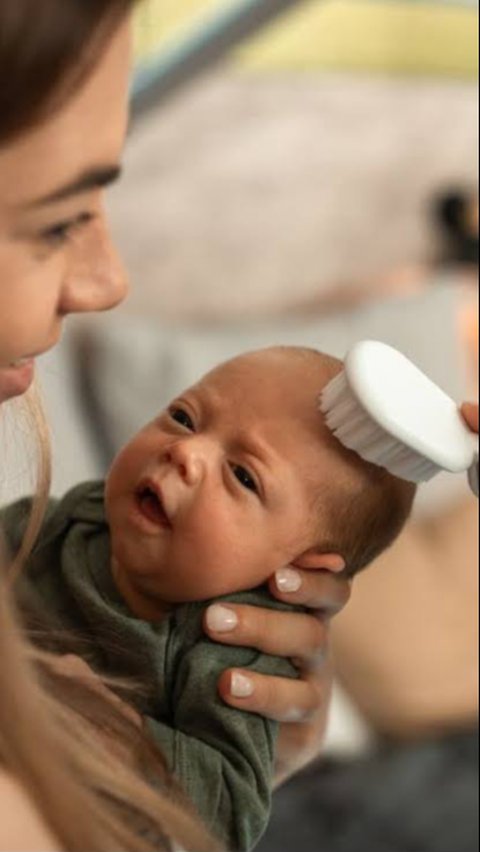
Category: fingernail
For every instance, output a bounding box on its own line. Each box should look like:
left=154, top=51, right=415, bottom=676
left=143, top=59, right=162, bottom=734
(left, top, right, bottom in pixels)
left=309, top=647, right=328, bottom=669
left=280, top=706, right=305, bottom=723
left=275, top=567, right=302, bottom=593
left=206, top=604, right=238, bottom=633
left=230, top=672, right=254, bottom=698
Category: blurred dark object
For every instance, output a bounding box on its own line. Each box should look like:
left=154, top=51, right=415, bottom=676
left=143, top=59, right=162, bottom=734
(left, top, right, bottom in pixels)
left=259, top=727, right=478, bottom=852
left=433, top=188, right=479, bottom=267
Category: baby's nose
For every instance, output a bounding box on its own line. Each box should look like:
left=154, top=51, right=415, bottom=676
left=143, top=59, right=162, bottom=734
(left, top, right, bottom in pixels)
left=165, top=438, right=205, bottom=486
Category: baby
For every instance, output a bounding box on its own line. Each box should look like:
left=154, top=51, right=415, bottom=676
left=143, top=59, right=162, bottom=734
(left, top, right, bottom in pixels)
left=3, top=346, right=416, bottom=852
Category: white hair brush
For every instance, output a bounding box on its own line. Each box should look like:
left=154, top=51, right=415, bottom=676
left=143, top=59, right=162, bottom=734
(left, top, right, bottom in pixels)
left=320, top=340, right=479, bottom=496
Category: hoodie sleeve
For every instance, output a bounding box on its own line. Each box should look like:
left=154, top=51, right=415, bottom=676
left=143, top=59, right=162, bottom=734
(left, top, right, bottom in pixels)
left=145, top=595, right=298, bottom=852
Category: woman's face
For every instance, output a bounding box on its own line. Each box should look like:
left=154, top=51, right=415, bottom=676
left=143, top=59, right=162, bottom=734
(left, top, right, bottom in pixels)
left=0, top=21, right=132, bottom=400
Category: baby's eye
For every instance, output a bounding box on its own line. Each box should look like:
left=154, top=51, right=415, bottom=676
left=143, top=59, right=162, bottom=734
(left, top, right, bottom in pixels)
left=231, top=464, right=258, bottom=494
left=169, top=407, right=195, bottom=431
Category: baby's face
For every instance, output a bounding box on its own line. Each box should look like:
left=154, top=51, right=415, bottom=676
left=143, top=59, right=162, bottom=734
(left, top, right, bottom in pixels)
left=105, top=349, right=341, bottom=616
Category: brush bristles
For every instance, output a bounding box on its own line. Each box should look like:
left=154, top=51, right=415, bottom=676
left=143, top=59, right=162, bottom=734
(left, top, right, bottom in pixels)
left=320, top=372, right=440, bottom=483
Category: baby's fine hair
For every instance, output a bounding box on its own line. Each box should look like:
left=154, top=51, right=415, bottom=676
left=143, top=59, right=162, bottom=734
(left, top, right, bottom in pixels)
left=281, top=346, right=417, bottom=578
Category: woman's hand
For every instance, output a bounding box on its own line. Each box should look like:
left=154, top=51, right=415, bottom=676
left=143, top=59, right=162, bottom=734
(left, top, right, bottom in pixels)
left=461, top=402, right=479, bottom=495
left=204, top=567, right=351, bottom=786
left=461, top=401, right=479, bottom=433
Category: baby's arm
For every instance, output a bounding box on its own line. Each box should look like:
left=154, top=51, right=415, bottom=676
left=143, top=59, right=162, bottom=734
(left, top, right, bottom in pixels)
left=0, top=497, right=38, bottom=555
left=146, top=591, right=298, bottom=852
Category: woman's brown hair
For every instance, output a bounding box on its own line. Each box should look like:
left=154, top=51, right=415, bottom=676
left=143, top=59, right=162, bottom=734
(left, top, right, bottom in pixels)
left=0, top=0, right=135, bottom=144
left=0, top=3, right=219, bottom=849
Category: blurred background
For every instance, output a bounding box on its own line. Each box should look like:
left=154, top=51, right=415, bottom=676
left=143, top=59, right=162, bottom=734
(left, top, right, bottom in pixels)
left=123, top=0, right=478, bottom=322
left=3, top=2, right=478, bottom=849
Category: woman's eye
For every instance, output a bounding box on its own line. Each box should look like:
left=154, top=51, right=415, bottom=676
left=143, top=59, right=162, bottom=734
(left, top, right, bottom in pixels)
left=40, top=213, right=93, bottom=247
left=231, top=464, right=258, bottom=494
left=170, top=407, right=195, bottom=431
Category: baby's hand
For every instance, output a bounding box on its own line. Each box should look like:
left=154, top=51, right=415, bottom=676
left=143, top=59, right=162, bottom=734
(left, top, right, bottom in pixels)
left=204, top=566, right=350, bottom=786
left=49, top=654, right=141, bottom=728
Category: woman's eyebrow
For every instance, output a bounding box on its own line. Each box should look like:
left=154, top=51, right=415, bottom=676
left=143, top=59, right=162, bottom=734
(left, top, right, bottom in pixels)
left=25, top=164, right=122, bottom=208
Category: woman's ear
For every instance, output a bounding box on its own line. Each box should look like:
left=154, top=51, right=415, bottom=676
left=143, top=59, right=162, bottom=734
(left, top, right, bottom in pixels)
left=292, top=549, right=346, bottom=574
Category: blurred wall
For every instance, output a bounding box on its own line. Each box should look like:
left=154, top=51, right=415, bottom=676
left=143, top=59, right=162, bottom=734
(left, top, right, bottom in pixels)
left=135, top=0, right=478, bottom=77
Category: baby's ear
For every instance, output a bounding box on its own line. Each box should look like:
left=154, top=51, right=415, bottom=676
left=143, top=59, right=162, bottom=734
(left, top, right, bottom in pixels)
left=292, top=549, right=345, bottom=574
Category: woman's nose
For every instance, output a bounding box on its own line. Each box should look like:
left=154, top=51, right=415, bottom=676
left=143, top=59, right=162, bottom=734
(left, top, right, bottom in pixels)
left=59, top=216, right=128, bottom=315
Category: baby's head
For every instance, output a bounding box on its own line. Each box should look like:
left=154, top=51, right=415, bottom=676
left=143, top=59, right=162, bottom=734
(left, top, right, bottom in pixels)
left=106, top=347, right=416, bottom=618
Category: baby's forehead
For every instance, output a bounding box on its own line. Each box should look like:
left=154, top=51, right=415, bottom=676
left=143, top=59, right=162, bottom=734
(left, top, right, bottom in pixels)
left=199, top=348, right=341, bottom=409
left=192, top=349, right=341, bottom=447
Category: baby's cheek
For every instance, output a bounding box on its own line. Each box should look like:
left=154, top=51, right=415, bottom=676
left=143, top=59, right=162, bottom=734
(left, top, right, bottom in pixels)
left=174, top=500, right=270, bottom=595
left=175, top=529, right=243, bottom=596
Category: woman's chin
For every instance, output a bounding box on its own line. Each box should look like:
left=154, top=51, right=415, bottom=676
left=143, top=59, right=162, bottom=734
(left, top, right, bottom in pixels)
left=0, top=359, right=35, bottom=402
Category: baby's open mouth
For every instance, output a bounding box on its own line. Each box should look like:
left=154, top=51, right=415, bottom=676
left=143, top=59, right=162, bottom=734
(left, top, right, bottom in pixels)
left=135, top=484, right=172, bottom=529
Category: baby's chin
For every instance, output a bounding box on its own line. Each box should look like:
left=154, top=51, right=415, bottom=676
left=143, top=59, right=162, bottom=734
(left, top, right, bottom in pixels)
left=111, top=557, right=202, bottom=616
left=112, top=550, right=270, bottom=616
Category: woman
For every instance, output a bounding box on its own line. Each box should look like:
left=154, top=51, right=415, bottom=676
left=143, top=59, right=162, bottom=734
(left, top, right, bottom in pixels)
left=0, top=2, right=350, bottom=848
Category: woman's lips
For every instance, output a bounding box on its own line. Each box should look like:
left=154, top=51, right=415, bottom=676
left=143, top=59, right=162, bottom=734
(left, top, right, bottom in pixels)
left=0, top=359, right=35, bottom=402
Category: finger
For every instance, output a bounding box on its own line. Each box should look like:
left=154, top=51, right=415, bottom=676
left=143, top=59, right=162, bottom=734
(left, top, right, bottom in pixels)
left=269, top=568, right=351, bottom=616
left=274, top=671, right=333, bottom=787
left=218, top=667, right=323, bottom=723
left=50, top=654, right=95, bottom=680
left=53, top=656, right=141, bottom=727
left=204, top=603, right=328, bottom=661
left=461, top=402, right=479, bottom=434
